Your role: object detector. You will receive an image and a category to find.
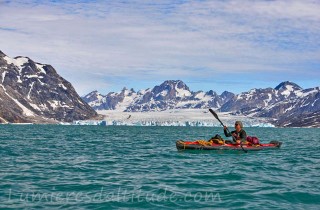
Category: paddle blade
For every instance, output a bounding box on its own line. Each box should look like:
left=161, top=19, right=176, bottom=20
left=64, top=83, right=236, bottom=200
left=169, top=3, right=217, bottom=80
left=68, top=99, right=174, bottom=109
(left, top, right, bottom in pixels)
left=208, top=108, right=218, bottom=120
left=209, top=108, right=225, bottom=127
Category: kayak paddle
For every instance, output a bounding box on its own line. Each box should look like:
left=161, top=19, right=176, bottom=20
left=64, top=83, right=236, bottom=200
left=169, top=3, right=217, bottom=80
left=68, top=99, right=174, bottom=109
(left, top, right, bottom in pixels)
left=209, top=108, right=247, bottom=153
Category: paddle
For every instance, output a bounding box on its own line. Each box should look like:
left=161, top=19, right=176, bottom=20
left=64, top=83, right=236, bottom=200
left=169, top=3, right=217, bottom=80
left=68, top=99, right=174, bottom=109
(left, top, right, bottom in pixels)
left=209, top=108, right=247, bottom=153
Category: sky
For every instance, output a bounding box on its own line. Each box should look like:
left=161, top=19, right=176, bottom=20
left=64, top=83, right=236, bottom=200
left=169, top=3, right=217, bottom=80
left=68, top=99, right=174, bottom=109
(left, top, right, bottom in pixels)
left=0, top=0, right=319, bottom=95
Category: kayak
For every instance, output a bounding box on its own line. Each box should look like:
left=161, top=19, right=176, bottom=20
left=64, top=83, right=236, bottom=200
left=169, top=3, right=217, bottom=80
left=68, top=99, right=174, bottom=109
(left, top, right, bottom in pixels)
left=176, top=140, right=282, bottom=151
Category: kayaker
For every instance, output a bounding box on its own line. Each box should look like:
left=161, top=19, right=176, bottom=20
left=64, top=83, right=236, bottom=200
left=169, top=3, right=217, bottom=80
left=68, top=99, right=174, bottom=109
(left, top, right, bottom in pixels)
left=224, top=121, right=247, bottom=144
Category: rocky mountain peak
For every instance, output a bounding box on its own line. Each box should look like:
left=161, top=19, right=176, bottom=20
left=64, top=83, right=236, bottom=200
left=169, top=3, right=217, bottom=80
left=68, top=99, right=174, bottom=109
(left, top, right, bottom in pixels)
left=120, top=87, right=136, bottom=97
left=220, top=91, right=234, bottom=98
left=275, top=81, right=302, bottom=91
left=0, top=50, right=97, bottom=123
left=152, top=80, right=191, bottom=100
left=205, top=90, right=216, bottom=96
left=0, top=50, right=6, bottom=57
left=83, top=90, right=103, bottom=101
left=160, top=80, right=189, bottom=90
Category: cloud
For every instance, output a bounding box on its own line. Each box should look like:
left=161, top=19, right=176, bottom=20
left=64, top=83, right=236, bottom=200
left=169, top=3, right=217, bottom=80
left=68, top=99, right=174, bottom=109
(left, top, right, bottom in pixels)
left=0, top=0, right=319, bottom=94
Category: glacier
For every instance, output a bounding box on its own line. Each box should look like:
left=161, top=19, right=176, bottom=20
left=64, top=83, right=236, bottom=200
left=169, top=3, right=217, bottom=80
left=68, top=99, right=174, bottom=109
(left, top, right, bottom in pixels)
left=82, top=109, right=276, bottom=127
left=106, top=120, right=275, bottom=127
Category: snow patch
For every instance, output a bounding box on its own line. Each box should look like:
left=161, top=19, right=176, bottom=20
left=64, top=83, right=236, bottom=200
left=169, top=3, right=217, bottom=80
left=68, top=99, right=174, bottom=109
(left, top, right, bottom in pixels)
left=176, top=87, right=191, bottom=98
left=158, top=90, right=168, bottom=97
left=59, top=83, right=68, bottom=90
left=281, top=89, right=291, bottom=96
left=27, top=82, right=35, bottom=99
left=35, top=63, right=46, bottom=74
left=49, top=100, right=60, bottom=109
left=284, top=105, right=295, bottom=113
left=89, top=100, right=103, bottom=108
left=194, top=92, right=212, bottom=102
left=37, top=78, right=45, bottom=86
left=237, top=95, right=243, bottom=100
left=17, top=76, right=22, bottom=83
left=1, top=71, right=6, bottom=83
left=138, top=89, right=149, bottom=95
left=295, top=90, right=303, bottom=97
left=38, top=103, right=48, bottom=110
left=0, top=116, right=9, bottom=123
left=1, top=84, right=34, bottom=116
left=3, top=56, right=29, bottom=72
left=29, top=102, right=42, bottom=111
left=0, top=84, right=6, bottom=91
left=280, top=85, right=298, bottom=97
left=95, top=93, right=104, bottom=101
left=49, top=100, right=70, bottom=109
left=195, top=92, right=205, bottom=99
left=12, top=99, right=35, bottom=116
left=78, top=99, right=84, bottom=105
left=285, top=85, right=295, bottom=92
left=115, top=92, right=138, bottom=111
left=312, top=98, right=319, bottom=106
left=301, top=88, right=319, bottom=97
left=249, top=89, right=256, bottom=94
left=263, top=93, right=273, bottom=106
left=25, top=75, right=39, bottom=79
left=301, top=102, right=310, bottom=107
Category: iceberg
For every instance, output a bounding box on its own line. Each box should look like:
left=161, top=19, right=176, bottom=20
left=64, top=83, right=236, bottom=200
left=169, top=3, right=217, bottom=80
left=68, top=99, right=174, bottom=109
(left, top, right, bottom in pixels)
left=72, top=120, right=107, bottom=126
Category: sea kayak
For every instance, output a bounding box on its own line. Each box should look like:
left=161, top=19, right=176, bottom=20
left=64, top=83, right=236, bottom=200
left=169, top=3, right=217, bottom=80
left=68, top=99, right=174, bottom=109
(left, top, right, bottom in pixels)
left=176, top=140, right=282, bottom=151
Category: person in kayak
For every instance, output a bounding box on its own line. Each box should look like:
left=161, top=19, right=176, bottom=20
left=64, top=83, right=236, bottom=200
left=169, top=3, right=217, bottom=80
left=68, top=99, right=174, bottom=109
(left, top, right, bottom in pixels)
left=224, top=121, right=247, bottom=144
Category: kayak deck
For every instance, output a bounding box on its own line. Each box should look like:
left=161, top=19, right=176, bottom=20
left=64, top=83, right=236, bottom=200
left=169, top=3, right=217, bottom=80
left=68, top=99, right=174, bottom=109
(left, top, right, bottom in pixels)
left=176, top=140, right=282, bottom=151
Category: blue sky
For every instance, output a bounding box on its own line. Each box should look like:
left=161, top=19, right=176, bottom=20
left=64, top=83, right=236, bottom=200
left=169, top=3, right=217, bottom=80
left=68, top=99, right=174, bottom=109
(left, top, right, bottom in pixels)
left=0, top=0, right=319, bottom=95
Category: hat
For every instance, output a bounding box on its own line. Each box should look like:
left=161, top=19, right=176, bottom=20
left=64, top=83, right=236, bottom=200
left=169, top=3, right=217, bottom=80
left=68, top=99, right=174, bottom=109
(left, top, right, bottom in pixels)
left=235, top=121, right=243, bottom=128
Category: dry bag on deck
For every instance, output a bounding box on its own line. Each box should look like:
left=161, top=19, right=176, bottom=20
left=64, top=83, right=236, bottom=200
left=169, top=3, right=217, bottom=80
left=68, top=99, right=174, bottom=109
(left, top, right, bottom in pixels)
left=246, top=136, right=260, bottom=145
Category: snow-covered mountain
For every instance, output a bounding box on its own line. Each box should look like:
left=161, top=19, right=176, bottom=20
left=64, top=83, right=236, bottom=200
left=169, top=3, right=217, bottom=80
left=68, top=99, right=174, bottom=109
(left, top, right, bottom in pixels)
left=84, top=80, right=319, bottom=127
left=220, top=81, right=320, bottom=127
left=0, top=50, right=97, bottom=123
left=83, top=80, right=235, bottom=112
left=220, top=81, right=304, bottom=114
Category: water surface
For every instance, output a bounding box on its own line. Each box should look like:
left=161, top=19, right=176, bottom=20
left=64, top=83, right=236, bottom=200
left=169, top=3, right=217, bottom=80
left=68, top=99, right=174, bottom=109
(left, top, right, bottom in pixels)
left=1, top=125, right=319, bottom=209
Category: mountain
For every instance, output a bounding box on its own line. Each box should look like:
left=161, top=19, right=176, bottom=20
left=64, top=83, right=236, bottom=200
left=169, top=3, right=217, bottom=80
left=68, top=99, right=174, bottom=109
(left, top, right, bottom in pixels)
left=275, top=81, right=302, bottom=92
left=84, top=80, right=319, bottom=127
left=0, top=50, right=97, bottom=123
left=220, top=81, right=319, bottom=127
left=84, top=88, right=138, bottom=111
left=82, top=80, right=235, bottom=112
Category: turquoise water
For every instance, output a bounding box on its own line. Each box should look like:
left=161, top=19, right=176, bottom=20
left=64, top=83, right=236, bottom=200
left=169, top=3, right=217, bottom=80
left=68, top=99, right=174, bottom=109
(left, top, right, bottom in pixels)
left=1, top=125, right=319, bottom=209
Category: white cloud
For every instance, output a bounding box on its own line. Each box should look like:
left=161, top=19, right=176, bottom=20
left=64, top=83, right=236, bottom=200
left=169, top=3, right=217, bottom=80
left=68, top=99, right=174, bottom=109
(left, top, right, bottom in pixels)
left=0, top=0, right=319, bottom=94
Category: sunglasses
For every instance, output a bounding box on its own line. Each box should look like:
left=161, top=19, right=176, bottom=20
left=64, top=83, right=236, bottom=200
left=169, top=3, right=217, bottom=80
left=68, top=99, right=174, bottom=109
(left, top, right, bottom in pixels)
left=235, top=124, right=239, bottom=126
